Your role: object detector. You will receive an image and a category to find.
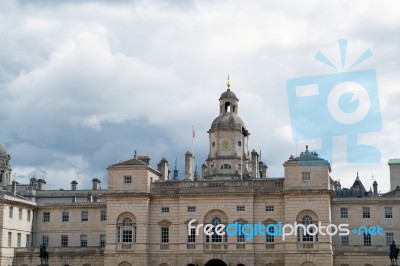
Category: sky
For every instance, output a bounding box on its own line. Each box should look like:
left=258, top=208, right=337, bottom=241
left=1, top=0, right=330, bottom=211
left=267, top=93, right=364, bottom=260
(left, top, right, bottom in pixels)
left=0, top=0, right=399, bottom=192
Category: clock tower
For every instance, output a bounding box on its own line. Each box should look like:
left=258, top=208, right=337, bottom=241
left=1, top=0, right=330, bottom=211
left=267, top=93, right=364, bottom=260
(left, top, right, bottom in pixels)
left=204, top=80, right=250, bottom=179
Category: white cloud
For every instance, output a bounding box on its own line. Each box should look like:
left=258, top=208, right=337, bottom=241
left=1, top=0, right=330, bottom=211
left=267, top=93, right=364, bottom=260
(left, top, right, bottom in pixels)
left=0, top=0, right=399, bottom=191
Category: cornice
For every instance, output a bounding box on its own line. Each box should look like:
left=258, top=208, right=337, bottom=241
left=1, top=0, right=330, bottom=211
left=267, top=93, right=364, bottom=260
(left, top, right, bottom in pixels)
left=332, top=197, right=400, bottom=205
left=37, top=203, right=106, bottom=210
left=0, top=198, right=36, bottom=208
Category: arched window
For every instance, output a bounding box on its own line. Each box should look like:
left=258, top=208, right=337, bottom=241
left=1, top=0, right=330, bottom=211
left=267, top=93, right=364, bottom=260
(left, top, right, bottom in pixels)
left=225, top=102, right=231, bottom=113
left=118, top=217, right=136, bottom=243
left=297, top=215, right=317, bottom=242
left=205, top=216, right=226, bottom=243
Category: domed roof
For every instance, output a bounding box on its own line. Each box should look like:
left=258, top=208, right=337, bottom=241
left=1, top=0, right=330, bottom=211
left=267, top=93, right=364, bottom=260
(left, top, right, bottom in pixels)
left=0, top=143, right=9, bottom=158
left=219, top=89, right=238, bottom=101
left=211, top=113, right=245, bottom=130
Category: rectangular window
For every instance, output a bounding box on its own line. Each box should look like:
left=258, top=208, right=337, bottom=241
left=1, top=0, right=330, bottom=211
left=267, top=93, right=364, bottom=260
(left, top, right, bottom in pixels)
left=61, top=235, right=68, bottom=247
left=265, top=206, right=274, bottom=212
left=9, top=206, right=13, bottom=219
left=237, top=233, right=245, bottom=243
left=26, top=234, right=30, bottom=247
left=385, top=207, right=393, bottom=218
left=161, top=207, right=169, bottom=213
left=187, top=228, right=196, bottom=243
left=43, top=212, right=50, bottom=222
left=42, top=235, right=49, bottom=247
left=62, top=211, right=69, bottom=222
left=8, top=232, right=12, bottom=247
left=302, top=171, right=310, bottom=181
left=266, top=226, right=275, bottom=243
left=80, top=235, right=88, bottom=247
left=341, top=235, right=349, bottom=246
left=340, top=207, right=348, bottom=218
left=363, top=233, right=371, bottom=246
left=100, top=234, right=106, bottom=247
left=18, top=208, right=22, bottom=220
left=237, top=206, right=245, bottom=212
left=27, top=210, right=31, bottom=222
left=187, top=206, right=196, bottom=212
left=362, top=207, right=370, bottom=219
left=81, top=211, right=88, bottom=222
left=161, top=227, right=169, bottom=243
left=17, top=233, right=21, bottom=247
left=101, top=210, right=107, bottom=221
left=386, top=232, right=394, bottom=246
left=124, top=176, right=132, bottom=184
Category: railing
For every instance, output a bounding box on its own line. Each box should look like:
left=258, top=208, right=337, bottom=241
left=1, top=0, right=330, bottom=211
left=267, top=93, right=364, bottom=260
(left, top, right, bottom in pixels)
left=15, top=247, right=104, bottom=257
left=334, top=244, right=390, bottom=255
left=152, top=179, right=284, bottom=194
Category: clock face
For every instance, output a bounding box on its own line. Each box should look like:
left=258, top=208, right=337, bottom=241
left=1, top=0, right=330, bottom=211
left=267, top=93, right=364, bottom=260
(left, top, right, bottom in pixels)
left=220, top=138, right=232, bottom=151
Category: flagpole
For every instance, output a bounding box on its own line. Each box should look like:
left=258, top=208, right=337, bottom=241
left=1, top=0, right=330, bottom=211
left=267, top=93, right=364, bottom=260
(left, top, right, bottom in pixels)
left=192, top=126, right=195, bottom=179
left=240, top=124, right=243, bottom=180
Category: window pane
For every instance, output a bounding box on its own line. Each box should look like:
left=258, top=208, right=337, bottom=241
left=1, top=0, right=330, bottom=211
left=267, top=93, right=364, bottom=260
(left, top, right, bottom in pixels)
left=161, top=227, right=169, bottom=243
left=340, top=207, right=348, bottom=218
left=385, top=207, right=393, bottom=218
left=43, top=212, right=50, bottom=222
left=81, top=211, right=88, bottom=222
left=80, top=235, right=88, bottom=247
left=362, top=207, right=370, bottom=218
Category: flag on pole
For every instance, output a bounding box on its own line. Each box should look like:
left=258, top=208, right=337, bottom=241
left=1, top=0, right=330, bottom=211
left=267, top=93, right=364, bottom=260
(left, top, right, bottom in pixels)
left=241, top=127, right=249, bottom=137
left=192, top=128, right=196, bottom=138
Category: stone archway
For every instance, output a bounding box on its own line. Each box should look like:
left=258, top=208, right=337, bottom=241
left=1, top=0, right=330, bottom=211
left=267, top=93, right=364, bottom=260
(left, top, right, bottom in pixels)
left=205, top=259, right=227, bottom=266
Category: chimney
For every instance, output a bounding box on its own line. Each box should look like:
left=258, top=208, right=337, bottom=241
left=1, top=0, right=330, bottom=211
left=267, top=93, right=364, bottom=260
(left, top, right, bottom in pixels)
left=373, top=181, right=378, bottom=195
left=261, top=163, right=268, bottom=178
left=92, top=178, right=101, bottom=190
left=12, top=180, right=17, bottom=195
left=173, top=159, right=179, bottom=180
left=137, top=155, right=151, bottom=165
left=71, top=180, right=78, bottom=190
left=194, top=166, right=199, bottom=181
left=251, top=150, right=259, bottom=178
left=37, top=179, right=46, bottom=191
left=158, top=158, right=169, bottom=181
left=185, top=151, right=193, bottom=180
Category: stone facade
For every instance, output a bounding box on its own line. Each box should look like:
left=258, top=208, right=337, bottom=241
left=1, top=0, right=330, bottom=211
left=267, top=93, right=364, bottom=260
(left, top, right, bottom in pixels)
left=0, top=87, right=399, bottom=266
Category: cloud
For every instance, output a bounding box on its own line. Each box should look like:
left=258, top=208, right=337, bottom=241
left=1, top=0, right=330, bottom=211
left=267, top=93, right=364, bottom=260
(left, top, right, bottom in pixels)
left=0, top=0, right=399, bottom=192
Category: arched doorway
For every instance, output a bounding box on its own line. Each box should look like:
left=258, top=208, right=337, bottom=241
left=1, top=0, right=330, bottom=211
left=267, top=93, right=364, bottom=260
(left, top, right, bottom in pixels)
left=205, top=259, right=227, bottom=266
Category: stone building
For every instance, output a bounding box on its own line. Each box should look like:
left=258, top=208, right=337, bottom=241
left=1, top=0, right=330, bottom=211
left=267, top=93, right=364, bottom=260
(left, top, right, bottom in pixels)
left=0, top=85, right=400, bottom=266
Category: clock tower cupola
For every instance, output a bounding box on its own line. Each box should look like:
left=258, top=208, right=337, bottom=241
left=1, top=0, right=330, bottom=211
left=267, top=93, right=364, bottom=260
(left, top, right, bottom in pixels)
left=204, top=78, right=250, bottom=179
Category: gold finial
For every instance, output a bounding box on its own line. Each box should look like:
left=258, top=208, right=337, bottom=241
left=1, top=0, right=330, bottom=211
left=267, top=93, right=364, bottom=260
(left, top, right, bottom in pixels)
left=227, top=74, right=230, bottom=90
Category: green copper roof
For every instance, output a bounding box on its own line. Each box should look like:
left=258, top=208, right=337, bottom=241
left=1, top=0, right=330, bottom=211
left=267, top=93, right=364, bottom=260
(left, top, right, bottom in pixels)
left=388, top=158, right=400, bottom=165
